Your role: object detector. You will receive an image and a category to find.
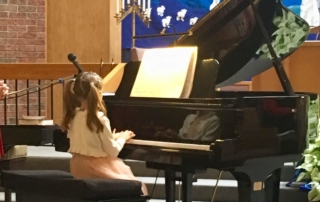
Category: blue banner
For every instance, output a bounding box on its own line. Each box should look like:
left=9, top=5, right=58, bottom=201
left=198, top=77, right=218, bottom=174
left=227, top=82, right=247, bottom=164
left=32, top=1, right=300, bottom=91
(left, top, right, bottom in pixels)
left=122, top=0, right=320, bottom=49
left=282, top=0, right=302, bottom=15
left=122, top=0, right=220, bottom=48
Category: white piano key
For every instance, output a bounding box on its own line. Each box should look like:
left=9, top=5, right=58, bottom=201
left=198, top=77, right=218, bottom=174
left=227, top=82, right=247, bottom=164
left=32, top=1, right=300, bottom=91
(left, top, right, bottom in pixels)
left=127, top=139, right=212, bottom=151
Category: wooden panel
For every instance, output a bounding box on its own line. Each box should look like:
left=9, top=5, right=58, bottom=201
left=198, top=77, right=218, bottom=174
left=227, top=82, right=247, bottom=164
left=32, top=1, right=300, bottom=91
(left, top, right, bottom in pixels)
left=107, top=0, right=122, bottom=64
left=252, top=68, right=282, bottom=91
left=289, top=43, right=320, bottom=94
left=47, top=0, right=121, bottom=63
left=46, top=0, right=121, bottom=124
left=250, top=42, right=320, bottom=94
left=252, top=58, right=290, bottom=92
left=0, top=64, right=114, bottom=80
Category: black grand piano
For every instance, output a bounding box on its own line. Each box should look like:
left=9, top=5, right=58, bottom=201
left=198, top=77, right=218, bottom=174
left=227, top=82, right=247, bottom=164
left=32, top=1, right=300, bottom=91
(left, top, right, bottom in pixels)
left=49, top=0, right=318, bottom=201
left=101, top=0, right=319, bottom=201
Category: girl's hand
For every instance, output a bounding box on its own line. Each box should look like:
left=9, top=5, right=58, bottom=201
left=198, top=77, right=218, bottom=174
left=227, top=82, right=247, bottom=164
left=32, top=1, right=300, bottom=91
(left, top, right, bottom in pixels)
left=118, top=130, right=135, bottom=142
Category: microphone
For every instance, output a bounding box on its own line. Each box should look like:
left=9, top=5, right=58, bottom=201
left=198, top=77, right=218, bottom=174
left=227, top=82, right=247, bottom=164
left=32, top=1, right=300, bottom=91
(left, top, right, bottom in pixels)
left=68, top=53, right=83, bottom=74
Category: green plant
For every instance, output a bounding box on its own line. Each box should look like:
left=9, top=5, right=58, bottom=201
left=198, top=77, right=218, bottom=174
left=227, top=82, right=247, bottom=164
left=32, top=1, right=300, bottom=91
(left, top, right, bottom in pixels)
left=296, top=99, right=319, bottom=201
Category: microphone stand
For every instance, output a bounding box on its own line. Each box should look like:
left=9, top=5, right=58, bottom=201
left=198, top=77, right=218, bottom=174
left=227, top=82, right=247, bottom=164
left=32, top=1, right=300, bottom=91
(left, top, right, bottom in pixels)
left=5, top=75, right=75, bottom=99
left=4, top=53, right=84, bottom=100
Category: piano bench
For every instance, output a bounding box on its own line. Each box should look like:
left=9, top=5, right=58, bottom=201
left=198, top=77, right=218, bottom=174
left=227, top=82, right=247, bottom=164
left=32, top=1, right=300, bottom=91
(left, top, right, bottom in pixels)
left=0, top=146, right=28, bottom=202
left=2, top=145, right=27, bottom=161
left=0, top=170, right=149, bottom=202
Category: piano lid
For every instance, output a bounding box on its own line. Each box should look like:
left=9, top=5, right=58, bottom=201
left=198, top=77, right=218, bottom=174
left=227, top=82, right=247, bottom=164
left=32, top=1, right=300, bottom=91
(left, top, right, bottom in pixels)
left=175, top=0, right=309, bottom=88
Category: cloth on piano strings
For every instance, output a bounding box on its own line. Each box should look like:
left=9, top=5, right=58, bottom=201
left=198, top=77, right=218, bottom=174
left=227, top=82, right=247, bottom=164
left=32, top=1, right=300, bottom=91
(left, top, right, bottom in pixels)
left=122, top=0, right=222, bottom=49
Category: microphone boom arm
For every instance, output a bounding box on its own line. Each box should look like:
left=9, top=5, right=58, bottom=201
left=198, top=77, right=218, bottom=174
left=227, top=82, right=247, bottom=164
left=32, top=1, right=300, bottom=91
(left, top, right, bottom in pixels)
left=4, top=53, right=84, bottom=99
left=6, top=75, right=75, bottom=98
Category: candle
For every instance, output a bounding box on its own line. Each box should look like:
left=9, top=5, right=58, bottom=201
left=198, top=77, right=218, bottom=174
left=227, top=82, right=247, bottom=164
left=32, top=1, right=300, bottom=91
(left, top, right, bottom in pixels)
left=116, top=0, right=119, bottom=13
left=138, top=0, right=141, bottom=6
left=143, top=0, right=146, bottom=11
left=147, top=0, right=150, bottom=9
left=127, top=0, right=130, bottom=5
left=122, top=0, right=125, bottom=9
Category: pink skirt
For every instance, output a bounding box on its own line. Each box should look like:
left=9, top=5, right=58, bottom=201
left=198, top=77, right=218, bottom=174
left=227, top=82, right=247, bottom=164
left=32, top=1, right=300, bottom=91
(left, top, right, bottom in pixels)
left=70, top=153, right=148, bottom=195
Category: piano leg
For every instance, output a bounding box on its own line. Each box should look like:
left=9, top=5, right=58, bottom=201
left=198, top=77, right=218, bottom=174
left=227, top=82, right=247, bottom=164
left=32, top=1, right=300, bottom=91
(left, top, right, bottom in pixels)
left=265, top=168, right=281, bottom=202
left=165, top=170, right=176, bottom=202
left=229, top=156, right=292, bottom=202
left=181, top=172, right=193, bottom=202
left=147, top=162, right=205, bottom=202
left=164, top=170, right=195, bottom=202
left=4, top=188, right=11, bottom=202
left=232, top=169, right=281, bottom=202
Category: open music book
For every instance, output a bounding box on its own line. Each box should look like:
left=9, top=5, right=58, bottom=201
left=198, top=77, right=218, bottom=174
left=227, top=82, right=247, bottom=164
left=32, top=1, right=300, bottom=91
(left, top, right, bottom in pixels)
left=130, top=47, right=198, bottom=98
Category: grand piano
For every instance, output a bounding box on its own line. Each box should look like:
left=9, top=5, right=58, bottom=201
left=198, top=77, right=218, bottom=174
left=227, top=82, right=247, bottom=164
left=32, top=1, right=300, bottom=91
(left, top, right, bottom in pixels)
left=101, top=0, right=319, bottom=201
left=53, top=0, right=318, bottom=201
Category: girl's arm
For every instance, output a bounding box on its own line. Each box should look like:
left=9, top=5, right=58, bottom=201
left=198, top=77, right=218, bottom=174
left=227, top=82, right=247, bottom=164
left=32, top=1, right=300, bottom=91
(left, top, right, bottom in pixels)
left=112, top=129, right=121, bottom=140
left=98, top=117, right=127, bottom=158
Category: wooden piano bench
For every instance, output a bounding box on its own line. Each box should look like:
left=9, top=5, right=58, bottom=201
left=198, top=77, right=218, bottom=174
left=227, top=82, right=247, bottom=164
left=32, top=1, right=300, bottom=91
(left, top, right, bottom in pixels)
left=0, top=170, right=149, bottom=202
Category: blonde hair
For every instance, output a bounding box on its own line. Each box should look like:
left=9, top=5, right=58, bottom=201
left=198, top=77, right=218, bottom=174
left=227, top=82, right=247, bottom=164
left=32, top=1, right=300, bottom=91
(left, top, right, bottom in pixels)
left=61, top=72, right=107, bottom=133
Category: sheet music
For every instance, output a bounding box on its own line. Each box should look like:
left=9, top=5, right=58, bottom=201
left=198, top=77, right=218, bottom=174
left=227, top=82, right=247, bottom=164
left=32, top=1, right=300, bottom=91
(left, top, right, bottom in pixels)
left=130, top=47, right=198, bottom=98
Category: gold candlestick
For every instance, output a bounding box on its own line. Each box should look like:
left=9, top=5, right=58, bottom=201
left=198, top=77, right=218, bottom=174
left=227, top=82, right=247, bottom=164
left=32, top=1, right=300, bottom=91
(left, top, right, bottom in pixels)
left=115, top=0, right=151, bottom=47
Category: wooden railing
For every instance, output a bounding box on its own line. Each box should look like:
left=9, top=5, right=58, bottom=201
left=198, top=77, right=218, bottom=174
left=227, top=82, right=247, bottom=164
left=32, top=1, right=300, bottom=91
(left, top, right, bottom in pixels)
left=0, top=63, right=115, bottom=125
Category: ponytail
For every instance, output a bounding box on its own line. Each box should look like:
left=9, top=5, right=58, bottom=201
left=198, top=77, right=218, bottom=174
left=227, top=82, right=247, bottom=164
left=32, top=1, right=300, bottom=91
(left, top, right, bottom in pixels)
left=63, top=72, right=106, bottom=133
left=87, top=83, right=107, bottom=133
left=61, top=79, right=80, bottom=131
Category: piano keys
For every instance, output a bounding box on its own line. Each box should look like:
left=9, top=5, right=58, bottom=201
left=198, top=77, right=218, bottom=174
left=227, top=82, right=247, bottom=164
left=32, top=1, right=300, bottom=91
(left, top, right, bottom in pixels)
left=127, top=139, right=212, bottom=151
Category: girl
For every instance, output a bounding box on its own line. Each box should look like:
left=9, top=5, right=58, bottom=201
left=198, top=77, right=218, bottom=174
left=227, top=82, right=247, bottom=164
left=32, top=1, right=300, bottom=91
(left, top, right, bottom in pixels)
left=61, top=72, right=148, bottom=195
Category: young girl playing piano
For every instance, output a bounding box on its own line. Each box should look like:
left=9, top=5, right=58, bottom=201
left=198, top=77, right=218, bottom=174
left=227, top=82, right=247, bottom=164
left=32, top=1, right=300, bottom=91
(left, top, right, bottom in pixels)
left=61, top=72, right=148, bottom=195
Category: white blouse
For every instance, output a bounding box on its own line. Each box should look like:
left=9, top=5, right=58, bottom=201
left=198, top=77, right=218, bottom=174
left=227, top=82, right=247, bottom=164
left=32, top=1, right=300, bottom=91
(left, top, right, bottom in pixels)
left=67, top=108, right=126, bottom=158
